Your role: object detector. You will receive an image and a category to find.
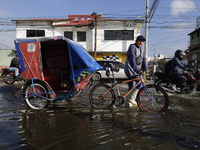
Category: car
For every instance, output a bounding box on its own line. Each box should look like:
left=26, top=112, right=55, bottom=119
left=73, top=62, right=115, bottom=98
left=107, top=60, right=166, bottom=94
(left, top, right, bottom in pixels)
left=92, top=60, right=127, bottom=80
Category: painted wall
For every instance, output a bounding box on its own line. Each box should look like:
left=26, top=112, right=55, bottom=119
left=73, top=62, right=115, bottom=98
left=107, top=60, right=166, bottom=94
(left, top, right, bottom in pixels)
left=189, top=29, right=200, bottom=47
left=14, top=19, right=144, bottom=64
left=15, top=20, right=144, bottom=54
left=0, top=50, right=15, bottom=68
left=16, top=21, right=53, bottom=38
left=89, top=52, right=127, bottom=64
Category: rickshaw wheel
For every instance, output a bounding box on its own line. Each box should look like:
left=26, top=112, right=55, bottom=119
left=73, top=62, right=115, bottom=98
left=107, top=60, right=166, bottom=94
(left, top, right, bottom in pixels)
left=23, top=81, right=50, bottom=109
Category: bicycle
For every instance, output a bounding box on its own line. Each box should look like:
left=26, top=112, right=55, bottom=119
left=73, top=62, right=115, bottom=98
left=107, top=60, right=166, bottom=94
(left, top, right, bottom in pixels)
left=89, top=63, right=169, bottom=113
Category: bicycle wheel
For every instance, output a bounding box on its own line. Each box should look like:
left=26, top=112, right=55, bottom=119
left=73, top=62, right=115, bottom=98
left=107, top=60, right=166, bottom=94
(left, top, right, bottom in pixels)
left=23, top=81, right=49, bottom=109
left=89, top=84, right=115, bottom=108
left=137, top=84, right=169, bottom=113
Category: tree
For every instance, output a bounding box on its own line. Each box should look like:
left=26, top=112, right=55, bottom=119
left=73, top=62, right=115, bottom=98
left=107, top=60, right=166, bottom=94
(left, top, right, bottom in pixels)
left=157, top=59, right=168, bottom=68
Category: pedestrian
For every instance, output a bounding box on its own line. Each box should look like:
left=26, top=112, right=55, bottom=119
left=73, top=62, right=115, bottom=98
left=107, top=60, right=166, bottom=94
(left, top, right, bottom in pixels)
left=168, top=50, right=192, bottom=90
left=10, top=54, right=20, bottom=80
left=124, top=35, right=149, bottom=107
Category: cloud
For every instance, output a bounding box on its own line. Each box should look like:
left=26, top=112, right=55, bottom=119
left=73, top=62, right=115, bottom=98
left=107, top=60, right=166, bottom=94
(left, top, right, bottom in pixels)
left=170, top=0, right=196, bottom=16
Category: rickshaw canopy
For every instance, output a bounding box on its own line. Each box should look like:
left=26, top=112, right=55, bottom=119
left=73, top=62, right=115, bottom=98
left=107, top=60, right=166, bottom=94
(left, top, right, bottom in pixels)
left=14, top=36, right=103, bottom=89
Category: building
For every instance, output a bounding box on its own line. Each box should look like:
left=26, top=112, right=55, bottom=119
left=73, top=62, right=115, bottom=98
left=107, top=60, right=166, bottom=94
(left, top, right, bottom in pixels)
left=0, top=49, right=16, bottom=69
left=12, top=14, right=144, bottom=63
left=187, top=17, right=200, bottom=66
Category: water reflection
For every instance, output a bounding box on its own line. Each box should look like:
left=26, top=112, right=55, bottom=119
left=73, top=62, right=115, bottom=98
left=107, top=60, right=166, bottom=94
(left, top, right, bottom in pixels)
left=16, top=105, right=200, bottom=150
left=1, top=91, right=200, bottom=150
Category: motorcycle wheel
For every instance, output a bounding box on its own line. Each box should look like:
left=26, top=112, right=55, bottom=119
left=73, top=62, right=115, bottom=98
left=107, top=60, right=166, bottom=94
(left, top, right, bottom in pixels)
left=154, top=79, right=164, bottom=86
left=3, top=73, right=15, bottom=84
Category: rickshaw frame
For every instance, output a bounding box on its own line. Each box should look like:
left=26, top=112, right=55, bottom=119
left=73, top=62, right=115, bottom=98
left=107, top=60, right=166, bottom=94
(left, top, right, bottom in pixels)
left=15, top=36, right=103, bottom=109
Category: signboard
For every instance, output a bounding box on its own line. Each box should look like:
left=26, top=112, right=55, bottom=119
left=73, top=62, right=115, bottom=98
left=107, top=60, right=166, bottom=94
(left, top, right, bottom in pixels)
left=191, top=53, right=197, bottom=60
left=27, top=43, right=36, bottom=52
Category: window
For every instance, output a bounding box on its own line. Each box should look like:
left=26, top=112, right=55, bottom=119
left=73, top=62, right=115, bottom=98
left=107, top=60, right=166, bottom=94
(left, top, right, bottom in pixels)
left=114, top=62, right=125, bottom=69
left=64, top=31, right=73, bottom=40
left=192, top=35, right=195, bottom=40
left=75, top=17, right=78, bottom=21
left=27, top=30, right=45, bottom=37
left=104, top=30, right=133, bottom=40
left=77, top=31, right=86, bottom=41
left=104, top=30, right=115, bottom=40
left=81, top=17, right=85, bottom=21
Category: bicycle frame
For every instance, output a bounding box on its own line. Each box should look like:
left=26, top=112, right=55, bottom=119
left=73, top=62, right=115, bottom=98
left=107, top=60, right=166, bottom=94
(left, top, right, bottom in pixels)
left=101, top=69, right=152, bottom=101
left=90, top=65, right=169, bottom=112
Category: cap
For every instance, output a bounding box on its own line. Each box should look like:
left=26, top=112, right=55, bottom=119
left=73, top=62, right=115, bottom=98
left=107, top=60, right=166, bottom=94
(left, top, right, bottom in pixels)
left=136, top=35, right=146, bottom=41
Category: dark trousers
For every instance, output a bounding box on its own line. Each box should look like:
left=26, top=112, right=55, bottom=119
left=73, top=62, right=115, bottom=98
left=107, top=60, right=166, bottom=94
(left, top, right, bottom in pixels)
left=128, top=75, right=142, bottom=91
left=169, top=74, right=187, bottom=86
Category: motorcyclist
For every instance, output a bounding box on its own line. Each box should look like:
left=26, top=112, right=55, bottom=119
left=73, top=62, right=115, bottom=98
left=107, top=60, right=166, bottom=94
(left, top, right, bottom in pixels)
left=9, top=54, right=20, bottom=80
left=168, top=49, right=192, bottom=90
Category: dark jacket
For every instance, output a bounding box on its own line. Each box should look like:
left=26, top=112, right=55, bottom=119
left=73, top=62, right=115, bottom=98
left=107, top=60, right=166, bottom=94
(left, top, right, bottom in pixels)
left=169, top=57, right=190, bottom=75
left=10, top=57, right=20, bottom=68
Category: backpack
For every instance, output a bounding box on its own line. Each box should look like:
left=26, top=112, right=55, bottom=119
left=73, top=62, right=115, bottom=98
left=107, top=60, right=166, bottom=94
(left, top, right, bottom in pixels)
left=164, top=60, right=172, bottom=75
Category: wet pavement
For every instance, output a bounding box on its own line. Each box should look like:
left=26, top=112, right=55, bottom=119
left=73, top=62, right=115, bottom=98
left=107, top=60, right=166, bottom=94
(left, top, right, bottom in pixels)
left=0, top=80, right=200, bottom=149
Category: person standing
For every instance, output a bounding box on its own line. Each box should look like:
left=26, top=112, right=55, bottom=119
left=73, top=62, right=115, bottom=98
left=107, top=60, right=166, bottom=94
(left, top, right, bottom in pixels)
left=124, top=35, right=149, bottom=107
left=10, top=55, right=20, bottom=80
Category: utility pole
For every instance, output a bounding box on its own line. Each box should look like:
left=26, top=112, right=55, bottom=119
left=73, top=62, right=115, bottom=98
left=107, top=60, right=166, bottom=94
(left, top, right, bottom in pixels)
left=92, top=12, right=98, bottom=60
left=145, top=0, right=149, bottom=61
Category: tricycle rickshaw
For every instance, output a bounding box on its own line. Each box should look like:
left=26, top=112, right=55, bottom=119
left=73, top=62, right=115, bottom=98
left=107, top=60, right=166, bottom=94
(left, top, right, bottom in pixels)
left=15, top=36, right=103, bottom=109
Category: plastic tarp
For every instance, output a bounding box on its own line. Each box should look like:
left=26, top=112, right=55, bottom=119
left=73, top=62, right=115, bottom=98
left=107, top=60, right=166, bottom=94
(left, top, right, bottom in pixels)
left=14, top=36, right=103, bottom=84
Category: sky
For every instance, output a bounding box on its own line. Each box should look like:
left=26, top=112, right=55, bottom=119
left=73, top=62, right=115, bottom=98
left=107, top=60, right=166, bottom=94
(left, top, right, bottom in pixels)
left=0, top=0, right=200, bottom=58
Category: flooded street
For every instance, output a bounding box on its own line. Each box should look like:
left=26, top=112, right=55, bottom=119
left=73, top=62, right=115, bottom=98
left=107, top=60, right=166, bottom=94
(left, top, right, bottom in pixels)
left=0, top=83, right=200, bottom=150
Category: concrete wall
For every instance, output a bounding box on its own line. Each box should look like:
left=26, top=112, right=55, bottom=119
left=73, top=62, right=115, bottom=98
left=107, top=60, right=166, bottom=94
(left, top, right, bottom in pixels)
left=15, top=20, right=144, bottom=53
left=0, top=49, right=15, bottom=69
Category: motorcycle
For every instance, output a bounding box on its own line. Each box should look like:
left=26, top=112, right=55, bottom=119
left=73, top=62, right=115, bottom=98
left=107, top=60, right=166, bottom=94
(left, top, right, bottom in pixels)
left=1, top=68, right=22, bottom=84
left=154, top=67, right=200, bottom=94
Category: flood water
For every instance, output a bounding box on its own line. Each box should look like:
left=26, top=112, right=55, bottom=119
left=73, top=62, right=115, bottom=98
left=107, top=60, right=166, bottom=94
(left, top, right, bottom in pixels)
left=0, top=86, right=200, bottom=150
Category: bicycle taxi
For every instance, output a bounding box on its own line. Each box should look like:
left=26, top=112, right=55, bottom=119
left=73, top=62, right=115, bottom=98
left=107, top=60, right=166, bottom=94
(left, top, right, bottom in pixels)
left=15, top=36, right=103, bottom=109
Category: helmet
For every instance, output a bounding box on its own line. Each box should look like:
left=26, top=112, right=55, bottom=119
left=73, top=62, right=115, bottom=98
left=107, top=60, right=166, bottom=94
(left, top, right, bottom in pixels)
left=175, top=49, right=185, bottom=60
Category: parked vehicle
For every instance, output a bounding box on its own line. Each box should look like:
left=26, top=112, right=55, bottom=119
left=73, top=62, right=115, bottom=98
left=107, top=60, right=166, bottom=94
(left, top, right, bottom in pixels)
left=14, top=36, right=103, bottom=109
left=1, top=68, right=23, bottom=84
left=92, top=60, right=127, bottom=80
left=154, top=66, right=200, bottom=94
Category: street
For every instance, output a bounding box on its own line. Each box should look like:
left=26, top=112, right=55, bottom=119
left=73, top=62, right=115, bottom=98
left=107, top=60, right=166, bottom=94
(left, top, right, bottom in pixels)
left=0, top=81, right=200, bottom=150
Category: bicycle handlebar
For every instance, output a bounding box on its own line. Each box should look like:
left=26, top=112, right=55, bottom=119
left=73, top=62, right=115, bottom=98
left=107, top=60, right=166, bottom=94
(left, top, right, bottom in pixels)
left=109, top=63, right=119, bottom=72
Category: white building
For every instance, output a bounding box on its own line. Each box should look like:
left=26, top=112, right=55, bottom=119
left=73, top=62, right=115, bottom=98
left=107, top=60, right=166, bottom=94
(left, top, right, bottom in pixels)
left=148, top=53, right=167, bottom=61
left=12, top=14, right=144, bottom=63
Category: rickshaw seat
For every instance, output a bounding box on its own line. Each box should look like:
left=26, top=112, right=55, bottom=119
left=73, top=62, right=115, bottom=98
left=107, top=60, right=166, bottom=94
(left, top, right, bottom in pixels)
left=43, top=75, right=61, bottom=92
left=43, top=69, right=61, bottom=92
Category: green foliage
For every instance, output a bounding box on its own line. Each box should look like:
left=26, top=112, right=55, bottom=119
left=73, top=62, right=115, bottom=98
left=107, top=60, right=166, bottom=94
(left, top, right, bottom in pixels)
left=157, top=59, right=168, bottom=68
